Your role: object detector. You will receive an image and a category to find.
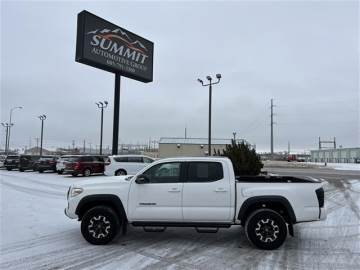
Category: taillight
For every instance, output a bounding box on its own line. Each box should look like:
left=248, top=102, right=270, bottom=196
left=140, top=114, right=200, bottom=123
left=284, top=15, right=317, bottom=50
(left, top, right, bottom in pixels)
left=105, top=158, right=111, bottom=166
left=74, top=162, right=81, bottom=170
left=315, top=187, right=324, bottom=208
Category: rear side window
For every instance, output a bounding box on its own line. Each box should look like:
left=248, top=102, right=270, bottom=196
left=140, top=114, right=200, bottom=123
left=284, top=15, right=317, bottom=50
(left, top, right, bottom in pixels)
left=81, top=156, right=94, bottom=162
left=143, top=157, right=154, bottom=163
left=187, top=162, right=223, bottom=182
left=128, top=157, right=142, bottom=163
left=114, top=157, right=128, bottom=162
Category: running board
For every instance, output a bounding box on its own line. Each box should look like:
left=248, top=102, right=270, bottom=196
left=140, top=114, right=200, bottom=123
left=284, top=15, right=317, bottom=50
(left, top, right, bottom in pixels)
left=195, top=227, right=219, bottom=233
left=143, top=226, right=167, bottom=232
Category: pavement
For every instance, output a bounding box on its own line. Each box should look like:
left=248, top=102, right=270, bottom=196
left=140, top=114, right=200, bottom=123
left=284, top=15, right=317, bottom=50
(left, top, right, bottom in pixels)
left=0, top=166, right=359, bottom=270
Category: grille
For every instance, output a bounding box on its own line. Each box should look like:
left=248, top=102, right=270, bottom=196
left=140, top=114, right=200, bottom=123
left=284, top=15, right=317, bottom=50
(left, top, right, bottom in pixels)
left=315, top=187, right=324, bottom=208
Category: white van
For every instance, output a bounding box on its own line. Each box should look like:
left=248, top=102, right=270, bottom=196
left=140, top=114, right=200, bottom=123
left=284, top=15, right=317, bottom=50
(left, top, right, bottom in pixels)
left=104, top=155, right=154, bottom=176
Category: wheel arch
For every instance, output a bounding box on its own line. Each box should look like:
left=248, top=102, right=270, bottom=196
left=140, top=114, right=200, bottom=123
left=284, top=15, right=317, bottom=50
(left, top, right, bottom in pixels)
left=115, top=168, right=127, bottom=175
left=75, top=194, right=127, bottom=222
left=238, top=196, right=296, bottom=225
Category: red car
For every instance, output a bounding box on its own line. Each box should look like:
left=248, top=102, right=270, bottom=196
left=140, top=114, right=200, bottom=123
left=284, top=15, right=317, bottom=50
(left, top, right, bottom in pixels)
left=64, top=155, right=106, bottom=177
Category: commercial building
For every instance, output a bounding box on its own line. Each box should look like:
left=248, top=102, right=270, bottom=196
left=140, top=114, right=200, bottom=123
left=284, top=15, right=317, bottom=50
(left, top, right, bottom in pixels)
left=310, top=147, right=360, bottom=163
left=158, top=137, right=247, bottom=158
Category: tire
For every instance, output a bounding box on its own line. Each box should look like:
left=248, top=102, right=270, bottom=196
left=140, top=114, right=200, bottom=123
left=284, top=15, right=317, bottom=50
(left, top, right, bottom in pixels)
left=244, top=208, right=287, bottom=250
left=19, top=168, right=24, bottom=172
left=83, top=168, right=92, bottom=177
left=7, top=168, right=12, bottom=171
left=57, top=170, right=63, bottom=175
left=81, top=206, right=120, bottom=245
left=115, top=169, right=127, bottom=176
left=38, top=170, right=44, bottom=173
left=72, top=173, right=78, bottom=177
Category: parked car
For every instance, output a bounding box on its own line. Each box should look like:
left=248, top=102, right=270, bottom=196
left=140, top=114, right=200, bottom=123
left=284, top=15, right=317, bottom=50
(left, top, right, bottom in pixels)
left=19, top=155, right=41, bottom=172
left=4, top=155, right=20, bottom=171
left=104, top=155, right=154, bottom=176
left=64, top=155, right=106, bottom=177
left=37, top=156, right=58, bottom=173
left=65, top=157, right=326, bottom=249
left=56, top=155, right=77, bottom=174
left=0, top=155, right=6, bottom=168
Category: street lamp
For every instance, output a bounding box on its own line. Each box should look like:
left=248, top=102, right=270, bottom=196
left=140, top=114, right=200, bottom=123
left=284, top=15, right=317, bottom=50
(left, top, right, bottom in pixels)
left=1, top=123, right=13, bottom=154
left=7, top=106, right=23, bottom=152
left=96, top=101, right=108, bottom=155
left=38, top=115, right=46, bottom=157
left=197, top=74, right=222, bottom=156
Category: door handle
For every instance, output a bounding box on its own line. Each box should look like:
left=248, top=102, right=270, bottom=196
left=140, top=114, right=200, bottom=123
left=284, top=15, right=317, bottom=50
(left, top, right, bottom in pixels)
left=214, top=188, right=227, bottom=192
left=168, top=188, right=180, bottom=193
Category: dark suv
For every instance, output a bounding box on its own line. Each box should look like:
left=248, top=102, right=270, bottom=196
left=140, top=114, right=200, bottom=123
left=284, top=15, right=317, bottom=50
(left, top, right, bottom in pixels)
left=64, top=155, right=106, bottom=177
left=37, top=156, right=58, bottom=173
left=4, top=155, right=20, bottom=171
left=19, top=155, right=41, bottom=172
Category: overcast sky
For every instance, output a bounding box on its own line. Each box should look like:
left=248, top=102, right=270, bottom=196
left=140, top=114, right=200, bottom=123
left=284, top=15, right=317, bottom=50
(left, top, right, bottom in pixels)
left=1, top=1, right=359, bottom=152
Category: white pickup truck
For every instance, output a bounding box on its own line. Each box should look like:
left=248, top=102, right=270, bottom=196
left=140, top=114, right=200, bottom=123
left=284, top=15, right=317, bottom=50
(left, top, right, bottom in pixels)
left=65, top=157, right=326, bottom=250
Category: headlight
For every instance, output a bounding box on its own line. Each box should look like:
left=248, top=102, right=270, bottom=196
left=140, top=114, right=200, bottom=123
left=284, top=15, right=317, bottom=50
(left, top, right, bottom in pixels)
left=70, top=187, right=83, bottom=197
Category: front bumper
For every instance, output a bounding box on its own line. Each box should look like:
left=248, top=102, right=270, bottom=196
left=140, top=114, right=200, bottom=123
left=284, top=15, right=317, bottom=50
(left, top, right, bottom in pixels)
left=64, top=206, right=78, bottom=219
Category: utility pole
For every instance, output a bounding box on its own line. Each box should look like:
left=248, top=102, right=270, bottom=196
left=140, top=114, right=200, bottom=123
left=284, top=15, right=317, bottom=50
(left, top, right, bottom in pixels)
left=88, top=142, right=92, bottom=154
left=197, top=74, right=222, bottom=156
left=96, top=101, right=108, bottom=155
left=233, top=132, right=236, bottom=142
left=270, top=99, right=275, bottom=156
left=185, top=126, right=187, bottom=139
left=72, top=140, right=75, bottom=150
left=83, top=139, right=86, bottom=153
left=1, top=123, right=12, bottom=154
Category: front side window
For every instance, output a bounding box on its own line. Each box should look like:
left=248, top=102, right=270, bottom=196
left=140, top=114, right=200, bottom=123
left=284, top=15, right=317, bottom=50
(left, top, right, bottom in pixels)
left=187, top=162, right=223, bottom=182
left=143, top=162, right=181, bottom=183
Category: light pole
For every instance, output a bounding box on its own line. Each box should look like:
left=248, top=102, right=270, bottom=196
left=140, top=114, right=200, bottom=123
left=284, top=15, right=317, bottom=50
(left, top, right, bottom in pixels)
left=38, top=115, right=46, bottom=157
left=233, top=132, right=236, bottom=142
left=96, top=101, right=108, bottom=155
left=7, top=106, right=23, bottom=152
left=197, top=74, right=222, bottom=156
left=1, top=123, right=13, bottom=154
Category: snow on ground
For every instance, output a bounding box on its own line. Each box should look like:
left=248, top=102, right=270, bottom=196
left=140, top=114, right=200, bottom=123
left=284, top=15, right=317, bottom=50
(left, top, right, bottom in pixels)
left=308, top=162, right=360, bottom=171
left=1, top=169, right=360, bottom=270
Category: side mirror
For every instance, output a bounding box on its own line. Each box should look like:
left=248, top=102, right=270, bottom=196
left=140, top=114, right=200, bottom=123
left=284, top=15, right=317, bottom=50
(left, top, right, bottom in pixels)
left=135, top=174, right=149, bottom=184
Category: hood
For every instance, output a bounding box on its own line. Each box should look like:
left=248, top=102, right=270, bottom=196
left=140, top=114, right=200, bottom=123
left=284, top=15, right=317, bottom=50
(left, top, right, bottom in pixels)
left=75, top=175, right=135, bottom=187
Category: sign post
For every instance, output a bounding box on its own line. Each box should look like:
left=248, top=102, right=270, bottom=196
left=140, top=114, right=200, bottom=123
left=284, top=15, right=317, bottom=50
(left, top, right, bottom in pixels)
left=75, top=10, right=154, bottom=155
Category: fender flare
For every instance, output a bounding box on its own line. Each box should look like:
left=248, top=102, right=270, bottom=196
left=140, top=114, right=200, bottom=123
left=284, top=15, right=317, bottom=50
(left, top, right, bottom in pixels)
left=75, top=194, right=127, bottom=221
left=237, top=195, right=297, bottom=224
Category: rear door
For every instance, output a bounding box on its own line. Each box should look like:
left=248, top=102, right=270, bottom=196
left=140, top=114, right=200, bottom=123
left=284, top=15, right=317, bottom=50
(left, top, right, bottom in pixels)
left=182, top=161, right=232, bottom=222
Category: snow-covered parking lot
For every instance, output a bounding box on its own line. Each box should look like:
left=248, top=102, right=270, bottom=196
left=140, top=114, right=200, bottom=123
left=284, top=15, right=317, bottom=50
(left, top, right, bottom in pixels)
left=1, top=169, right=360, bottom=270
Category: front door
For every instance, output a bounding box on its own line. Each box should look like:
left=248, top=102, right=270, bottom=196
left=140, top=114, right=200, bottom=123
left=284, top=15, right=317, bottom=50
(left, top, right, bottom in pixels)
left=128, top=162, right=183, bottom=221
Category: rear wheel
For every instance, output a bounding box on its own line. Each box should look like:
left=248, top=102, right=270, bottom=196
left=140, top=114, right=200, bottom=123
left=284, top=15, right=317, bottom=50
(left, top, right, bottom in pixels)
left=7, top=168, right=12, bottom=171
left=81, top=206, right=120, bottom=245
left=57, top=170, right=63, bottom=175
left=83, top=168, right=92, bottom=177
left=19, top=168, right=24, bottom=172
left=72, top=173, right=78, bottom=177
left=38, top=169, right=44, bottom=173
left=245, top=208, right=287, bottom=250
left=115, top=169, right=126, bottom=176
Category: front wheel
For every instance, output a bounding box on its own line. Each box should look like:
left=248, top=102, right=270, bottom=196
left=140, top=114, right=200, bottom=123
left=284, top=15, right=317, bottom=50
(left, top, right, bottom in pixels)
left=244, top=208, right=287, bottom=250
left=6, top=168, right=12, bottom=171
left=115, top=169, right=126, bottom=176
left=81, top=206, right=120, bottom=245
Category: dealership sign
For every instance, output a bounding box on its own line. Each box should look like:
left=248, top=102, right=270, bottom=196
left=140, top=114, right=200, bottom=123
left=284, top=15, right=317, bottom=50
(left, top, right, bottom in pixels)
left=76, top=10, right=154, bottom=83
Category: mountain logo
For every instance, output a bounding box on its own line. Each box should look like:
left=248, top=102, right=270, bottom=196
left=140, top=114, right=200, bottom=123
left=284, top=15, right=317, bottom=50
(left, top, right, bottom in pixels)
left=87, top=28, right=148, bottom=55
